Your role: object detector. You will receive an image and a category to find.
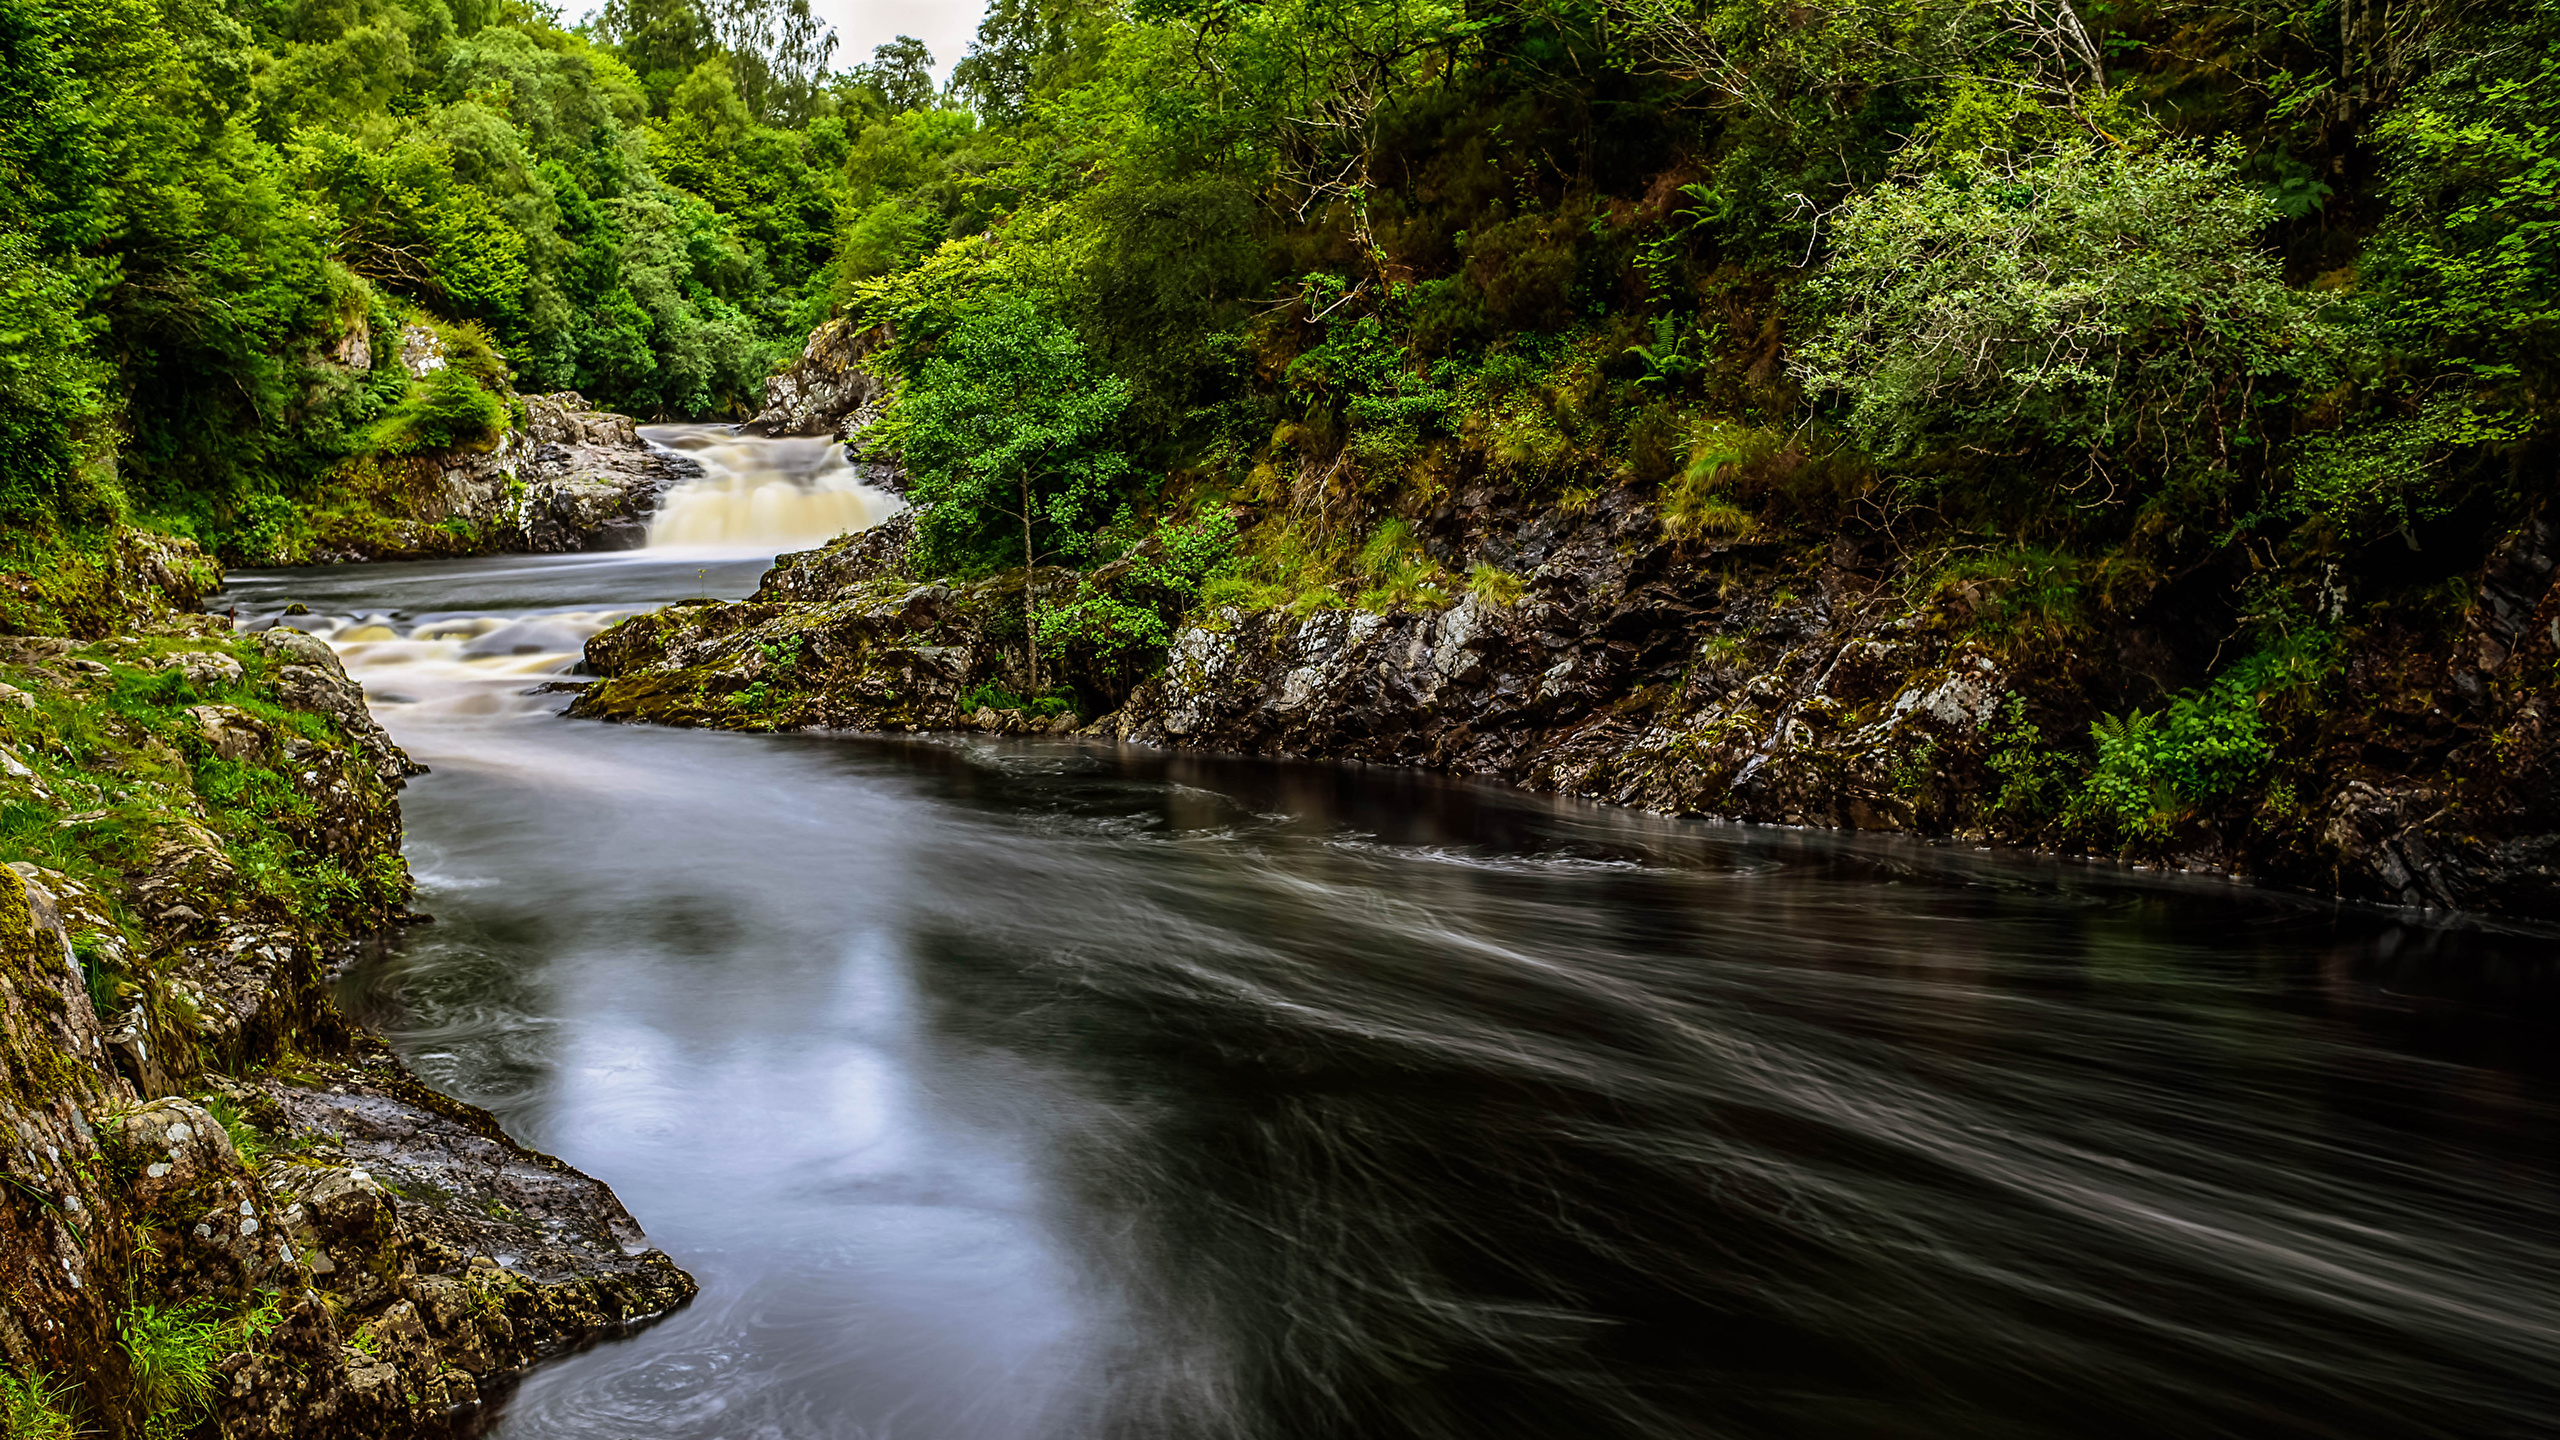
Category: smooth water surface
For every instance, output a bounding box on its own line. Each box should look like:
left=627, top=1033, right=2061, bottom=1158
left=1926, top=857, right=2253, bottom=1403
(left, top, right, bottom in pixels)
left=218, top=548, right=2560, bottom=1440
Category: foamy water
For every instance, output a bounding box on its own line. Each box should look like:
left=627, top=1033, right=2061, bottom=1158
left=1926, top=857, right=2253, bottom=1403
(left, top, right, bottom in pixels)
left=642, top=425, right=901, bottom=553
left=228, top=428, right=899, bottom=742
left=299, top=610, right=629, bottom=726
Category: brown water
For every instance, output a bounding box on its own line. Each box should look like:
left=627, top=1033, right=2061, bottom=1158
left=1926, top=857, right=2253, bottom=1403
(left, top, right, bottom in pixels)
left=641, top=423, right=902, bottom=553
left=215, top=541, right=2560, bottom=1440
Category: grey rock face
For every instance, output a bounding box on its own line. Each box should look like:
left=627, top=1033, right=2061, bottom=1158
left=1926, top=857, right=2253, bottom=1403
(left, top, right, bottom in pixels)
left=513, top=393, right=697, bottom=552
left=573, top=476, right=2560, bottom=917
left=744, top=317, right=885, bottom=439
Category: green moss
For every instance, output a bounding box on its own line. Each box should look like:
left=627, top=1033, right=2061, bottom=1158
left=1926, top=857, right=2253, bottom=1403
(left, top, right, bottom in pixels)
left=0, top=632, right=408, bottom=989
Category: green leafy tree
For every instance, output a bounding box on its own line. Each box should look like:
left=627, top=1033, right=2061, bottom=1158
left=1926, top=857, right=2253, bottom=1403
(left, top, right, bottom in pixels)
left=886, top=293, right=1134, bottom=689
left=852, top=35, right=936, bottom=114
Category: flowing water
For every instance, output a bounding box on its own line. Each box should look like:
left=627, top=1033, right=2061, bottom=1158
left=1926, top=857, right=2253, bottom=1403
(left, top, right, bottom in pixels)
left=642, top=424, right=903, bottom=552
left=215, top=441, right=2560, bottom=1440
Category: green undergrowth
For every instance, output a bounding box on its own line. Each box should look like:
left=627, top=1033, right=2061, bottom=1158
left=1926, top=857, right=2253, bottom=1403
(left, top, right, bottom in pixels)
left=1040, top=508, right=1244, bottom=666
left=119, top=1292, right=285, bottom=1440
left=957, top=679, right=1073, bottom=718
left=0, top=528, right=220, bottom=641
left=0, top=1368, right=77, bottom=1440
left=1980, top=622, right=2343, bottom=850
left=0, top=633, right=410, bottom=958
left=200, top=1095, right=273, bottom=1172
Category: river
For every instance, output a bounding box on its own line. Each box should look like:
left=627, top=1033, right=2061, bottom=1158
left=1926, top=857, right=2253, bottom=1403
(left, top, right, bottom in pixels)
left=215, top=430, right=2560, bottom=1440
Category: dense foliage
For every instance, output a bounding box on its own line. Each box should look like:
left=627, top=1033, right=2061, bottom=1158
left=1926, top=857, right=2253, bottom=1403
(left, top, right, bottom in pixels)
left=6, top=0, right=2558, bottom=841
left=0, top=0, right=957, bottom=547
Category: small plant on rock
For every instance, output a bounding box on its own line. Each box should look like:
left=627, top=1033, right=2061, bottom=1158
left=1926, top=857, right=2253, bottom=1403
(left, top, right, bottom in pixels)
left=121, top=1301, right=224, bottom=1439
left=0, top=1367, right=77, bottom=1440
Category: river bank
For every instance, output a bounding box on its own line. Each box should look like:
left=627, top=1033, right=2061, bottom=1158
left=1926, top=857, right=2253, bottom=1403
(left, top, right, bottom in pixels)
left=207, top=541, right=2560, bottom=1440
left=566, top=487, right=2560, bottom=923
left=0, top=569, right=693, bottom=1439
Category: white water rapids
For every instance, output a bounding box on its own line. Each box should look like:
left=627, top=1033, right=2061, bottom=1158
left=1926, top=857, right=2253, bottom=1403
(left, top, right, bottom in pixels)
left=642, top=424, right=902, bottom=552
left=245, top=427, right=901, bottom=722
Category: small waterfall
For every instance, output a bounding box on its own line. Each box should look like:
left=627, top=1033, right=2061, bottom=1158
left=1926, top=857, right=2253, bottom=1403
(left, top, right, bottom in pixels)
left=641, top=424, right=902, bottom=552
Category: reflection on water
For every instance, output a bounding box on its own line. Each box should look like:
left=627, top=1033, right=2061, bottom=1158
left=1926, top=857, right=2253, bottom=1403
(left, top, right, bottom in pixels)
left=213, top=558, right=2560, bottom=1440
left=641, top=424, right=901, bottom=553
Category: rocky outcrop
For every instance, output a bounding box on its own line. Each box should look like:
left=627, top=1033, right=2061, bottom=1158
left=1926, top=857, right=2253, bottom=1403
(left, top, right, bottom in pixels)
left=304, top=392, right=695, bottom=563
left=514, top=393, right=696, bottom=553
left=196, top=1047, right=693, bottom=1437
left=567, top=517, right=1005, bottom=732
left=744, top=318, right=885, bottom=440
left=570, top=485, right=2560, bottom=919
left=293, top=314, right=687, bottom=563
left=742, top=319, right=906, bottom=494
left=0, top=528, right=220, bottom=640
left=0, top=867, right=142, bottom=1436
left=0, top=610, right=695, bottom=1437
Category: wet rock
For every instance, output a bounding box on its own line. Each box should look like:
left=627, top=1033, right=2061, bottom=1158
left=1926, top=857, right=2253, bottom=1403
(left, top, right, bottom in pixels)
left=189, top=703, right=272, bottom=763
left=745, top=318, right=887, bottom=441
left=258, top=628, right=418, bottom=785
left=0, top=606, right=699, bottom=1439
left=0, top=867, right=139, bottom=1430
left=514, top=393, right=699, bottom=553
left=104, top=1097, right=305, bottom=1306
left=578, top=482, right=2560, bottom=917
left=163, top=649, right=244, bottom=687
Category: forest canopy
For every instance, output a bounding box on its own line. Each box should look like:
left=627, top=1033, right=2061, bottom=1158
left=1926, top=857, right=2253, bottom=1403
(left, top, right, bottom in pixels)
left=1, top=0, right=2555, bottom=613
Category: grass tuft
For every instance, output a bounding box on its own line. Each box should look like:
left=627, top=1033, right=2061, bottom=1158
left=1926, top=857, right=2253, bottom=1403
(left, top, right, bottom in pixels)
left=122, top=1302, right=224, bottom=1439
left=0, top=1368, right=77, bottom=1440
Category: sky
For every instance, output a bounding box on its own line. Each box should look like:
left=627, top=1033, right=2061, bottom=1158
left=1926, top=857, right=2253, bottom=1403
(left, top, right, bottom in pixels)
left=814, top=0, right=988, bottom=85
left=566, top=0, right=988, bottom=87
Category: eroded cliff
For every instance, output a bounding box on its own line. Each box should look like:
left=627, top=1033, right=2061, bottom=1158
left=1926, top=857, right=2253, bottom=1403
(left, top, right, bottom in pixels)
left=566, top=491, right=2559, bottom=920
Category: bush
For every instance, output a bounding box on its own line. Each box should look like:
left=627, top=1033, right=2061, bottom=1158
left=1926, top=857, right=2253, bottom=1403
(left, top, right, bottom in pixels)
left=1039, top=507, right=1242, bottom=660
left=1796, top=141, right=2329, bottom=509
left=366, top=366, right=509, bottom=454
left=2066, top=631, right=2333, bottom=842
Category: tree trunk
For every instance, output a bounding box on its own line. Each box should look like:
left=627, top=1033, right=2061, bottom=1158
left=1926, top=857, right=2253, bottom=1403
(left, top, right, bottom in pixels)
left=1022, top=474, right=1039, bottom=696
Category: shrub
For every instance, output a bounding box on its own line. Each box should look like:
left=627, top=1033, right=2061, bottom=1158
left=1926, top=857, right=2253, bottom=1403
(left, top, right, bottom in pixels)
left=1796, top=141, right=2330, bottom=507
left=883, top=294, right=1135, bottom=577
left=2066, top=632, right=2332, bottom=842
left=366, top=366, right=509, bottom=454
left=1038, top=507, right=1242, bottom=661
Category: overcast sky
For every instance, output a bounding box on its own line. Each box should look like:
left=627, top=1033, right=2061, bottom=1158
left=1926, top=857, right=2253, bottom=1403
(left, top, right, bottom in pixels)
left=815, top=0, right=986, bottom=84
left=567, top=0, right=986, bottom=86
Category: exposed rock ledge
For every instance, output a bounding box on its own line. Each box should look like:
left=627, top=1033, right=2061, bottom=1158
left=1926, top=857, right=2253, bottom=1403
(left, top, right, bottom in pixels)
left=567, top=490, right=2560, bottom=921
left=1, top=608, right=694, bottom=1437
left=303, top=392, right=697, bottom=564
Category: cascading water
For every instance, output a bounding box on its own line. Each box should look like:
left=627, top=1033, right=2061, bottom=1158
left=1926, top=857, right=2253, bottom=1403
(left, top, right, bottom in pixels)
left=216, top=429, right=901, bottom=729
left=640, top=424, right=902, bottom=552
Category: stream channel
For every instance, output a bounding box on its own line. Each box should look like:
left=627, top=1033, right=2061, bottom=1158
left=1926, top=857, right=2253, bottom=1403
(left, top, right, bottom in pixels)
left=215, top=429, right=2560, bottom=1440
